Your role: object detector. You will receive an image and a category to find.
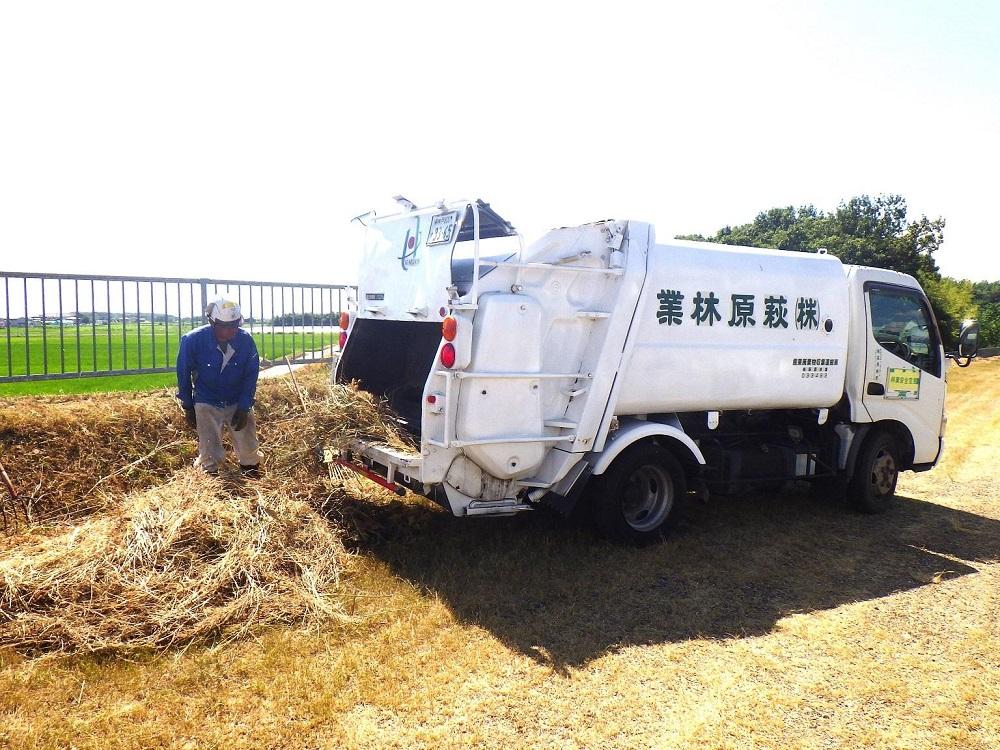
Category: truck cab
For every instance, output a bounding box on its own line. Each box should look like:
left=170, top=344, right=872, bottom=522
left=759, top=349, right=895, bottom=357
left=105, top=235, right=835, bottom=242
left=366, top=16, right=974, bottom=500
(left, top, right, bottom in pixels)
left=335, top=199, right=977, bottom=543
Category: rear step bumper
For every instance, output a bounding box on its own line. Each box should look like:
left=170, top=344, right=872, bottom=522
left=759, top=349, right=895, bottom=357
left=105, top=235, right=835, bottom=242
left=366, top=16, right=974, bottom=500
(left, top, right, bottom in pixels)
left=328, top=441, right=426, bottom=497
left=332, top=441, right=534, bottom=518
left=353, top=441, right=423, bottom=475
left=333, top=458, right=406, bottom=496
left=466, top=500, right=533, bottom=516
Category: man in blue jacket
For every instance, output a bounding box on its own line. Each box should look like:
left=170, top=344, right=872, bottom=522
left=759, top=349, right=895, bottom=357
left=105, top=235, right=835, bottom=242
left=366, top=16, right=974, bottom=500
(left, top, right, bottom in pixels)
left=176, top=294, right=262, bottom=476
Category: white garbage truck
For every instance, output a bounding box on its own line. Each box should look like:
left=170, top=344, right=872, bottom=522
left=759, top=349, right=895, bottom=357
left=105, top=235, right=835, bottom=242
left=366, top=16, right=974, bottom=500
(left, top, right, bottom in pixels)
left=334, top=199, right=980, bottom=543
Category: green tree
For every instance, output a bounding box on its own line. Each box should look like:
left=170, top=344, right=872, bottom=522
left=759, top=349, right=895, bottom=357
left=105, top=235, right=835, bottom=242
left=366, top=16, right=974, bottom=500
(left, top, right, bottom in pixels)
left=269, top=312, right=333, bottom=326
left=978, top=303, right=1000, bottom=348
left=972, top=280, right=1000, bottom=305
left=677, top=194, right=943, bottom=277
left=678, top=204, right=824, bottom=253
left=917, top=272, right=976, bottom=348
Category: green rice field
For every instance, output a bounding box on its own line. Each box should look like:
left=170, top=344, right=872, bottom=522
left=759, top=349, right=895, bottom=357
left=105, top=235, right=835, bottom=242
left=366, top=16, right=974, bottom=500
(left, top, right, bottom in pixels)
left=0, top=372, right=178, bottom=397
left=0, top=324, right=335, bottom=396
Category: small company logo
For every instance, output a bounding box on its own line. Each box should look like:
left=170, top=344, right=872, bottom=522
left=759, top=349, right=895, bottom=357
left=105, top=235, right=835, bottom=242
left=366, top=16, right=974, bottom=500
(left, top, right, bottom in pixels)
left=398, top=218, right=421, bottom=271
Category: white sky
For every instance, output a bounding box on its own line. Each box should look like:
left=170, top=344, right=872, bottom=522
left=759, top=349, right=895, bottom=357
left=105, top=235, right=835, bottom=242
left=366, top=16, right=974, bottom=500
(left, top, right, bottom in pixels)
left=1, top=0, right=998, bottom=285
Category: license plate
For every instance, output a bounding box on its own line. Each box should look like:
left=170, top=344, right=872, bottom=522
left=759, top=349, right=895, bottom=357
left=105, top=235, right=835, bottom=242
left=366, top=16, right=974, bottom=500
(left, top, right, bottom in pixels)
left=427, top=211, right=459, bottom=246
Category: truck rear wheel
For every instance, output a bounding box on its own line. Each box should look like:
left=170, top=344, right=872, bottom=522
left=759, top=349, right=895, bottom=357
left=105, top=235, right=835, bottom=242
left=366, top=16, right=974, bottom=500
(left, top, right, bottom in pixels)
left=591, top=444, right=686, bottom=544
left=848, top=430, right=899, bottom=514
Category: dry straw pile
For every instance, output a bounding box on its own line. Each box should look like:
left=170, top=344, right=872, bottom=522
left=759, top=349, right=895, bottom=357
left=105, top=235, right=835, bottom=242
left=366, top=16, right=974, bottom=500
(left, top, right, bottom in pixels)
left=0, top=367, right=410, bottom=655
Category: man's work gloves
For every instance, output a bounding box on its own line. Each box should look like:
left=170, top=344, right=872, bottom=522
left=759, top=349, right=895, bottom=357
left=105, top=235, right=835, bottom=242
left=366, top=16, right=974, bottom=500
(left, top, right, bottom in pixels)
left=183, top=406, right=197, bottom=429
left=231, top=408, right=249, bottom=432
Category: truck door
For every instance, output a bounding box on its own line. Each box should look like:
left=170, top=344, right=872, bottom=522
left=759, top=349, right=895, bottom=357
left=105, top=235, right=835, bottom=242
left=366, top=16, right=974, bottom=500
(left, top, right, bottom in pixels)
left=861, top=283, right=946, bottom=464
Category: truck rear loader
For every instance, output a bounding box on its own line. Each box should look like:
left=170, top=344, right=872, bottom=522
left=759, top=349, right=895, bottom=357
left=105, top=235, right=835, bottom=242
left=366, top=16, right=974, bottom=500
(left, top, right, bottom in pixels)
left=335, top=199, right=980, bottom=543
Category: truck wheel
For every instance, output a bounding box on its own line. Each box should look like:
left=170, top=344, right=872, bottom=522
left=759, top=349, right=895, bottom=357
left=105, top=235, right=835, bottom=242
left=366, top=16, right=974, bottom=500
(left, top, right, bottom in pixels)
left=848, top=431, right=899, bottom=514
left=591, top=444, right=686, bottom=544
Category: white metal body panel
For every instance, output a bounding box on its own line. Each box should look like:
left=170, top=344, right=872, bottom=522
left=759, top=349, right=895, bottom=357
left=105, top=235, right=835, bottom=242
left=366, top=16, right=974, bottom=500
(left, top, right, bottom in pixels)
left=356, top=206, right=462, bottom=322
left=616, top=240, right=849, bottom=414
left=457, top=293, right=547, bottom=479
left=589, top=417, right=706, bottom=476
left=501, top=220, right=650, bottom=455
left=412, top=218, right=637, bottom=496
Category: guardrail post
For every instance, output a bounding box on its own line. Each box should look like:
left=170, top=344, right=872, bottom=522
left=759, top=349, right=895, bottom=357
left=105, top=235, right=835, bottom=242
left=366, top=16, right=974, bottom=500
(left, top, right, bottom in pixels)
left=199, top=279, right=209, bottom=320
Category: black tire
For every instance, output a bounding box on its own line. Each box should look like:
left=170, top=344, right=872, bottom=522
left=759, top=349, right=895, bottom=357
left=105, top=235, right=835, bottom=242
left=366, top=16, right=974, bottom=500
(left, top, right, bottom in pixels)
left=590, top=443, right=687, bottom=545
left=848, top=430, right=899, bottom=514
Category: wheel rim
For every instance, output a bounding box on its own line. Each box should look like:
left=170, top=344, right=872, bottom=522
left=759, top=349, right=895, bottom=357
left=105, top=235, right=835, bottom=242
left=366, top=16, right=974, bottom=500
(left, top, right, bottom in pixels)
left=870, top=447, right=897, bottom=496
left=621, top=463, right=674, bottom=532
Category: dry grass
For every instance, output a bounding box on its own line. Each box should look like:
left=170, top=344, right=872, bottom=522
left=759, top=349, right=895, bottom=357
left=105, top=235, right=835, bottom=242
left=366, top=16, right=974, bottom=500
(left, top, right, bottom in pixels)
left=0, top=367, right=411, bottom=655
left=0, top=471, right=349, bottom=654
left=0, top=367, right=410, bottom=524
left=1, top=361, right=998, bottom=749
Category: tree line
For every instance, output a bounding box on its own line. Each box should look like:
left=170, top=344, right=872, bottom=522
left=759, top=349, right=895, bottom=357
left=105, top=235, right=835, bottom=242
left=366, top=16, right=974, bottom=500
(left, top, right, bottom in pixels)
left=677, top=195, right=998, bottom=348
left=269, top=313, right=338, bottom=326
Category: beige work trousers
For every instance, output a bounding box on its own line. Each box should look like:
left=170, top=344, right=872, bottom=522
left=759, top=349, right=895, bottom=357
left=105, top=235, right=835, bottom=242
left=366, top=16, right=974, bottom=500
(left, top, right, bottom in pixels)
left=193, top=403, right=262, bottom=473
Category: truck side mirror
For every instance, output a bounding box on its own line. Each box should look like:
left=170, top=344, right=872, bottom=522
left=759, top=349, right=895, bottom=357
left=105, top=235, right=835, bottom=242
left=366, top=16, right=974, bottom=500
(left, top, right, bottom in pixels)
left=958, top=320, right=979, bottom=359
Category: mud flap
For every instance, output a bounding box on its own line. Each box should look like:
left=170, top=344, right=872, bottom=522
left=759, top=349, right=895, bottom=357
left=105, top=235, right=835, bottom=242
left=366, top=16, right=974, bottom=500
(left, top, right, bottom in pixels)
left=539, top=464, right=593, bottom=517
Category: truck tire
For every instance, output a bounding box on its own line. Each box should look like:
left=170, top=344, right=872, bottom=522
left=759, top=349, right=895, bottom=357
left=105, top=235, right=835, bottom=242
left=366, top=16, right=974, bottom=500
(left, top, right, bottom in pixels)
left=591, top=444, right=686, bottom=544
left=848, top=430, right=899, bottom=514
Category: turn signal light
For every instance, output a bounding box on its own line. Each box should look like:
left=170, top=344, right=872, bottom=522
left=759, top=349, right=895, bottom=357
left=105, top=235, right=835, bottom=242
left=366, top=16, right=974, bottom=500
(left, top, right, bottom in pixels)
left=339, top=312, right=350, bottom=330
left=441, top=315, right=457, bottom=341
left=440, top=343, right=456, bottom=368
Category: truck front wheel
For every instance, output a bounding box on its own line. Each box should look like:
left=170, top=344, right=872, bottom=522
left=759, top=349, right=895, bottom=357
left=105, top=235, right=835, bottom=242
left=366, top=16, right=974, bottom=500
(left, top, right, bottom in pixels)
left=848, top=431, right=899, bottom=514
left=591, top=444, right=686, bottom=544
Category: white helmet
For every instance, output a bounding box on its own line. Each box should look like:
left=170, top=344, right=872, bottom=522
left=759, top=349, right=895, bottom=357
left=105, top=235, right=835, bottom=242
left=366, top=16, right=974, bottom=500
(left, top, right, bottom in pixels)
left=206, top=294, right=243, bottom=324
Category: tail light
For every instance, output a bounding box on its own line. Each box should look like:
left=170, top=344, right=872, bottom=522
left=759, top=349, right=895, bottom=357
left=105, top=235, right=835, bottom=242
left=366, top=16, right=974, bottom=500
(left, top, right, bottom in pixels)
left=440, top=343, right=456, bottom=368
left=438, top=314, right=468, bottom=369
left=339, top=312, right=350, bottom=350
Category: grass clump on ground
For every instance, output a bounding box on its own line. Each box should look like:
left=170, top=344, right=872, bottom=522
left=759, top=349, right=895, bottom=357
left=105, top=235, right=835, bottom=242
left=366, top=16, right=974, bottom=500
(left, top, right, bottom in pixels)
left=1, top=470, right=349, bottom=653
left=0, top=366, right=410, bottom=655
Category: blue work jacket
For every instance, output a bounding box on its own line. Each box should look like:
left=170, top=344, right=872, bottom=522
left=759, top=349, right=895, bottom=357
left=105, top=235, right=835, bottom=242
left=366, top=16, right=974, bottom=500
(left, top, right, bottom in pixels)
left=176, top=325, right=260, bottom=411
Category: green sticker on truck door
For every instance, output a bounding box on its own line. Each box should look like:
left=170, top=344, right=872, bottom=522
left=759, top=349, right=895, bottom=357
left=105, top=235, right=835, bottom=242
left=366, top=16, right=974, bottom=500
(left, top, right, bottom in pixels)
left=886, top=368, right=921, bottom=399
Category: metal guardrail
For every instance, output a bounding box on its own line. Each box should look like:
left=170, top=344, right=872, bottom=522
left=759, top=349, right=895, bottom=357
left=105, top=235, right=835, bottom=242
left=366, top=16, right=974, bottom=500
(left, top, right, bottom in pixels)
left=0, top=272, right=356, bottom=383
